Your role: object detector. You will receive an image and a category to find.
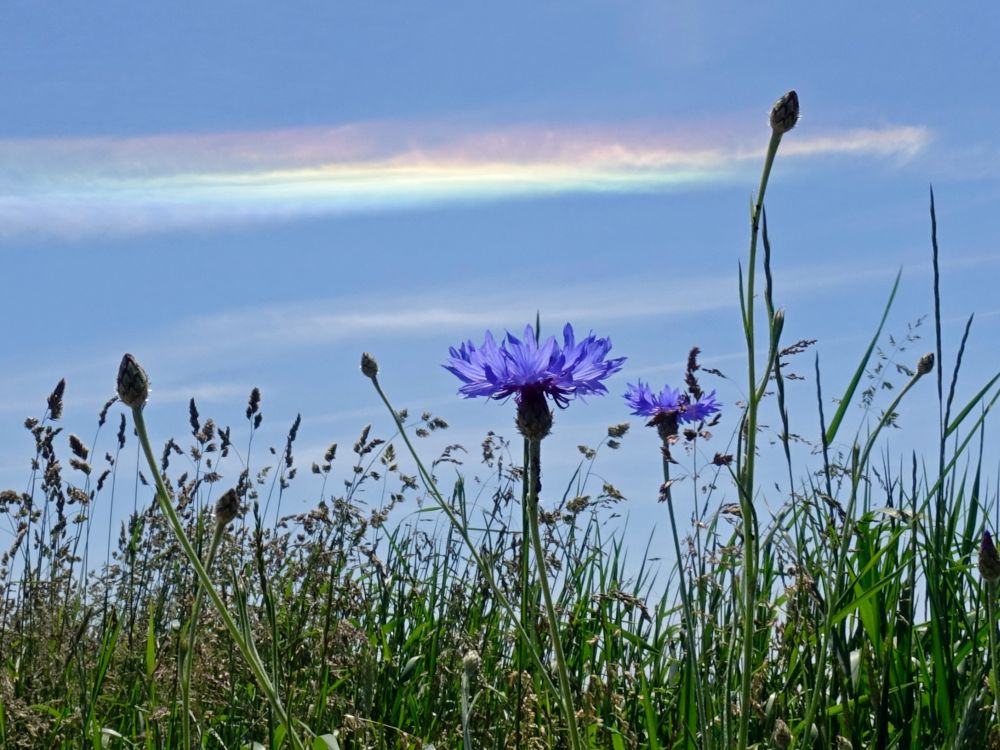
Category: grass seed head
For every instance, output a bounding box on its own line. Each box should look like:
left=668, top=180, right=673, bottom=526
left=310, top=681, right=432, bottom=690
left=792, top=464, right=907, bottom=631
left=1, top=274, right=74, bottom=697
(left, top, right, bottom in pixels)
left=462, top=649, right=481, bottom=682
left=47, top=379, right=67, bottom=420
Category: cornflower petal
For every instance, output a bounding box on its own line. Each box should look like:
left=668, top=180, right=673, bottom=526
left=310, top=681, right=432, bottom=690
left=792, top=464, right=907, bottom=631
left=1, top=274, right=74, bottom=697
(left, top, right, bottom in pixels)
left=624, top=381, right=720, bottom=424
left=444, top=323, right=624, bottom=408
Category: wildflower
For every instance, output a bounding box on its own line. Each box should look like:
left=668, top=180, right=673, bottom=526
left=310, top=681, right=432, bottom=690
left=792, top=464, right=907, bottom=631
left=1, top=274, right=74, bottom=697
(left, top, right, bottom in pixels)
left=980, top=530, right=1000, bottom=583
left=445, top=323, right=625, bottom=440
left=623, top=380, right=721, bottom=424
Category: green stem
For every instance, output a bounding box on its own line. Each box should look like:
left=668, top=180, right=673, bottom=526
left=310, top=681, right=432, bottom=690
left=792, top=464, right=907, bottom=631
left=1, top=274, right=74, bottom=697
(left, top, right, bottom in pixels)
left=526, top=438, right=582, bottom=750
left=736, top=128, right=783, bottom=750
left=461, top=668, right=474, bottom=750
left=367, top=375, right=559, bottom=700
left=181, top=520, right=225, bottom=750
left=130, top=406, right=304, bottom=750
left=989, top=585, right=1000, bottom=732
left=662, top=456, right=709, bottom=749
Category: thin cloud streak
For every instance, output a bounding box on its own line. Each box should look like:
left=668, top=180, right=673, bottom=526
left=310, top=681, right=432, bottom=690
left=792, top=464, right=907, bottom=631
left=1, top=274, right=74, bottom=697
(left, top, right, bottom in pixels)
left=0, top=251, right=993, bottom=419
left=170, top=259, right=909, bottom=359
left=0, top=120, right=930, bottom=238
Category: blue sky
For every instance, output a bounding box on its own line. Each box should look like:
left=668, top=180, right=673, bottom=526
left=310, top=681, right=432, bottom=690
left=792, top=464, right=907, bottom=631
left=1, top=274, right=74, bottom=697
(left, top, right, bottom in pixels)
left=2, top=3, right=998, bottom=567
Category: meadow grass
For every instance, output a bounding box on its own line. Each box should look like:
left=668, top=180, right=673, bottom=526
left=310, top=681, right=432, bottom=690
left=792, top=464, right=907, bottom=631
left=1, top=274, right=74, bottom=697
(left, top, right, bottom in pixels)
left=1, top=92, right=999, bottom=749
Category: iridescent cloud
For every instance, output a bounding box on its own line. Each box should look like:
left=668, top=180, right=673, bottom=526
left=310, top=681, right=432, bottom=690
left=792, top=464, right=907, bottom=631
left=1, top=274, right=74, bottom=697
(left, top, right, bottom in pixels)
left=0, top=120, right=930, bottom=237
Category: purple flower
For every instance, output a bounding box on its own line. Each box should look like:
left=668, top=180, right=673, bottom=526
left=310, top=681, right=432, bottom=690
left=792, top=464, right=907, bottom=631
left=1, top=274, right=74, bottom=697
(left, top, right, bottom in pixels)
left=624, top=380, right=721, bottom=424
left=445, top=323, right=626, bottom=408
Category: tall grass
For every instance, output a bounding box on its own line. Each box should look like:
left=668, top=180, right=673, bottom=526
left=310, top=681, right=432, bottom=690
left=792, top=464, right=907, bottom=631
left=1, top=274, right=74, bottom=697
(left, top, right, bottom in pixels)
left=1, top=91, right=999, bottom=749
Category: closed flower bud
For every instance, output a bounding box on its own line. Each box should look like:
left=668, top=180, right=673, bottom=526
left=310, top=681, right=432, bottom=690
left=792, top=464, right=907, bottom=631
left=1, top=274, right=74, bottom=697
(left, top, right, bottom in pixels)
left=360, top=352, right=379, bottom=379
left=916, top=352, right=935, bottom=376
left=772, top=718, right=792, bottom=749
left=117, top=354, right=150, bottom=408
left=770, top=90, right=800, bottom=135
left=214, top=488, right=241, bottom=528
left=980, top=530, right=1000, bottom=583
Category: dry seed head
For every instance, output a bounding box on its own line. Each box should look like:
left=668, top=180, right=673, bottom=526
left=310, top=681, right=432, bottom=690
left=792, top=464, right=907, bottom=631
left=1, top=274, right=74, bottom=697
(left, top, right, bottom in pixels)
left=214, top=488, right=241, bottom=528
left=916, top=352, right=935, bottom=376
left=770, top=90, right=800, bottom=135
left=117, top=354, right=149, bottom=408
left=462, top=649, right=481, bottom=681
left=47, top=379, right=67, bottom=421
left=360, top=352, right=379, bottom=379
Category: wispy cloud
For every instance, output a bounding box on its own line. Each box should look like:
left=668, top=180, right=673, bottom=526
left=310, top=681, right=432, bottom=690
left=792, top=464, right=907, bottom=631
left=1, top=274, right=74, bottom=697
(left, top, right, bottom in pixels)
left=148, top=257, right=917, bottom=367
left=0, top=119, right=930, bottom=238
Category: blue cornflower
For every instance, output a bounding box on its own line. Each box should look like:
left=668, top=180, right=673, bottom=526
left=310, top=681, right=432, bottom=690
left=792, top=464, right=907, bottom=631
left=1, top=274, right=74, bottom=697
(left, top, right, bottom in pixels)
left=445, top=323, right=625, bottom=439
left=624, top=380, right=721, bottom=425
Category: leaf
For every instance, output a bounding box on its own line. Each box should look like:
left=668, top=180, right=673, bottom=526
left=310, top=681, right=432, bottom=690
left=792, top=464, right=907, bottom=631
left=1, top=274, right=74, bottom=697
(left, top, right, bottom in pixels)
left=314, top=734, right=341, bottom=750
left=825, top=270, right=901, bottom=446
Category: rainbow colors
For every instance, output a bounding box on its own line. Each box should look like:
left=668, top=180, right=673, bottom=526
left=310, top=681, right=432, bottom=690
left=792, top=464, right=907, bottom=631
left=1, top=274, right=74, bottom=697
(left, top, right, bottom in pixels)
left=0, top=120, right=929, bottom=237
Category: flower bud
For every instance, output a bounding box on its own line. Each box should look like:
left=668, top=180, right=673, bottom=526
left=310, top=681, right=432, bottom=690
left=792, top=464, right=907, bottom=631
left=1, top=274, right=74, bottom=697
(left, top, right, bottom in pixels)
left=916, top=352, right=935, bottom=376
left=214, top=488, right=241, bottom=528
left=770, top=90, right=800, bottom=135
left=772, top=718, right=792, bottom=749
left=773, top=308, right=785, bottom=341
left=117, top=354, right=150, bottom=408
left=980, top=530, right=1000, bottom=583
left=360, top=352, right=379, bottom=380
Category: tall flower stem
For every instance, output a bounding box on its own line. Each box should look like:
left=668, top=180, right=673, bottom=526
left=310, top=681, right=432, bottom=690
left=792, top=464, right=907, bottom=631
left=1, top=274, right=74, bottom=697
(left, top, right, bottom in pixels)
left=662, top=455, right=709, bottom=750
left=526, top=437, right=582, bottom=750
left=181, top=519, right=225, bottom=749
left=736, top=119, right=787, bottom=750
left=129, top=405, right=303, bottom=750
left=365, top=370, right=559, bottom=701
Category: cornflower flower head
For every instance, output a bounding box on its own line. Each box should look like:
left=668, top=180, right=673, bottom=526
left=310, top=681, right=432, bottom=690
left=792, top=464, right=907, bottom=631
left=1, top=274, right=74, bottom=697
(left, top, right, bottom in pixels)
left=624, top=380, right=721, bottom=442
left=445, top=323, right=625, bottom=440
